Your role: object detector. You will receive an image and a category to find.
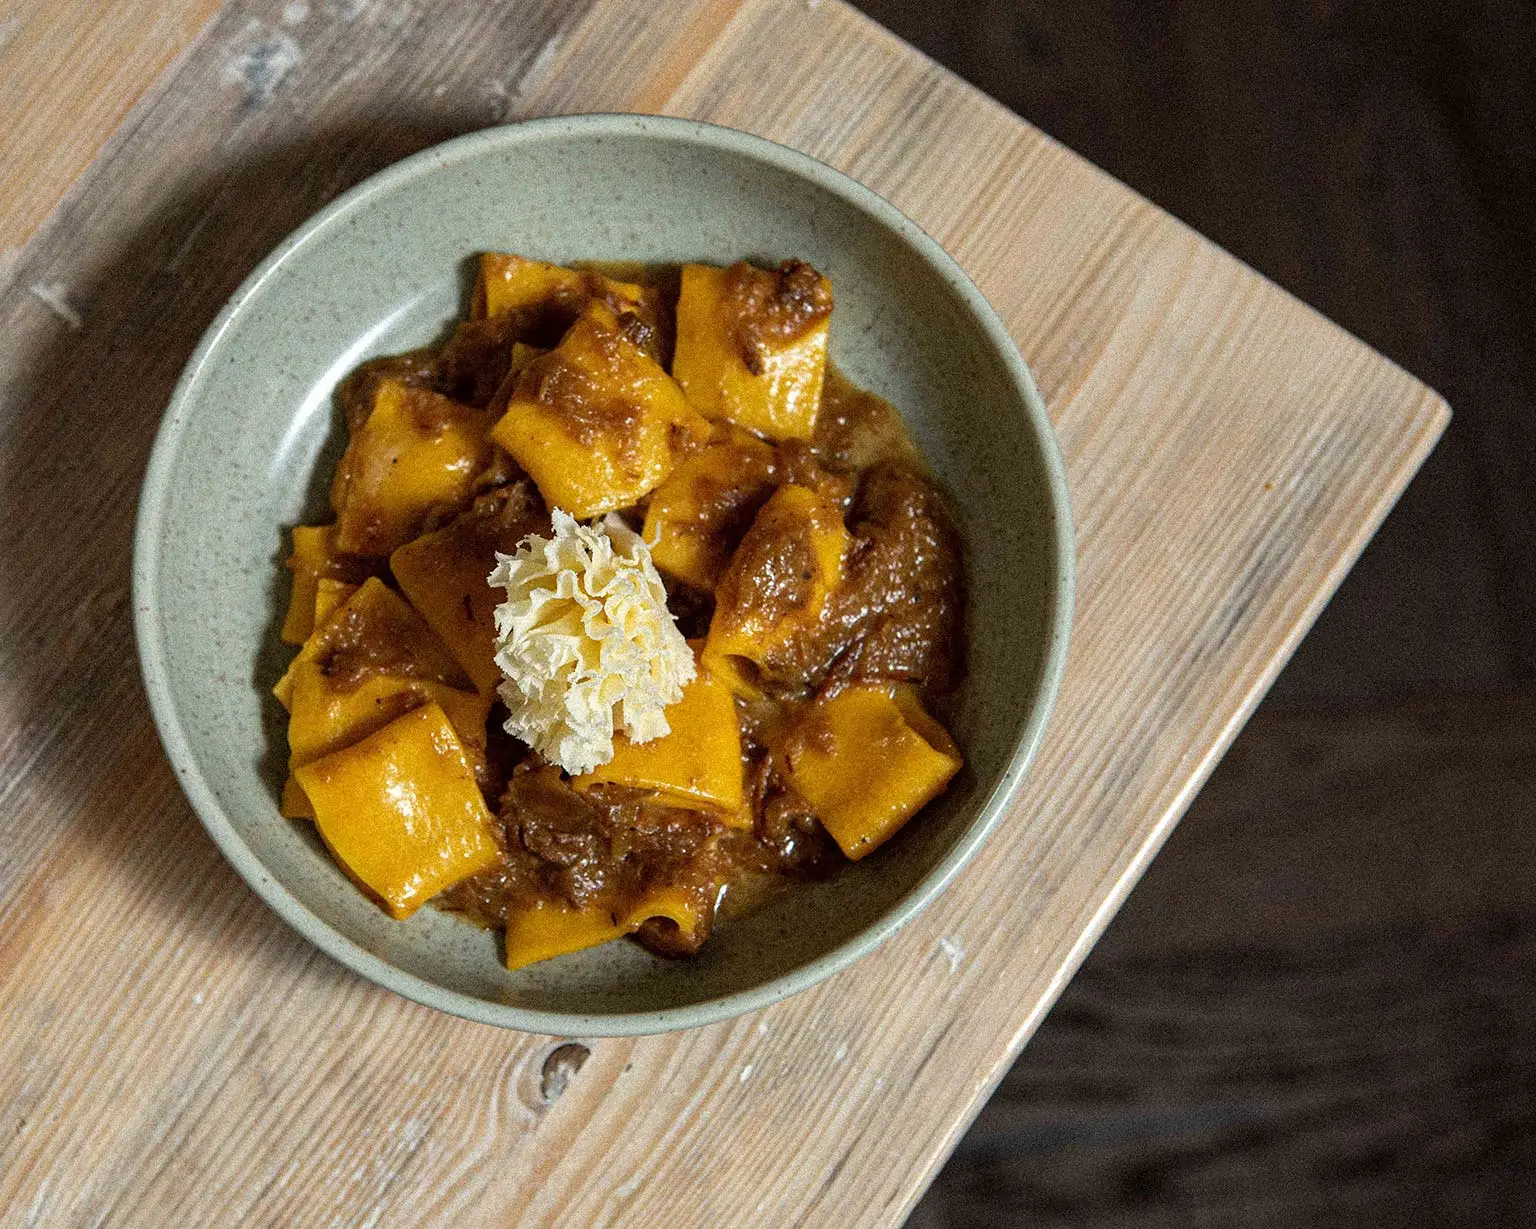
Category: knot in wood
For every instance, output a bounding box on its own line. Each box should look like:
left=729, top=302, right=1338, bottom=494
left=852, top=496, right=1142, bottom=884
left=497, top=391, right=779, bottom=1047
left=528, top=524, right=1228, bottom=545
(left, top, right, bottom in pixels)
left=540, top=1042, right=591, bottom=1103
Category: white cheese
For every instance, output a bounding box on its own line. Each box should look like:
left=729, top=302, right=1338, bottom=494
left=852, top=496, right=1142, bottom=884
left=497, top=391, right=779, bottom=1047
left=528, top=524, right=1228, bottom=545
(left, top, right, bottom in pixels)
left=488, top=510, right=696, bottom=775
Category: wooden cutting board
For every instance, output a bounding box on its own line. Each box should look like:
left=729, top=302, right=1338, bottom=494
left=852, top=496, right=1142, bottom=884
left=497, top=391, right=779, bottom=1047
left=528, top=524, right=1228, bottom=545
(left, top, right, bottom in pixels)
left=0, top=0, right=1447, bottom=1223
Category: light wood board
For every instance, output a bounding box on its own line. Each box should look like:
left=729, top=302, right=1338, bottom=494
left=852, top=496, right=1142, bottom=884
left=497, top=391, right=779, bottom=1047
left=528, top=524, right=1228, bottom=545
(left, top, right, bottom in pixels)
left=0, top=0, right=1448, bottom=1224
left=0, top=0, right=220, bottom=256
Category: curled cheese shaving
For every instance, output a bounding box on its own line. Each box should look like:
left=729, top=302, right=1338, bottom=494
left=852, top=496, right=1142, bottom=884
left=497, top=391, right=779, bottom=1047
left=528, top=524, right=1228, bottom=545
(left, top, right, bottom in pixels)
left=488, top=510, right=695, bottom=775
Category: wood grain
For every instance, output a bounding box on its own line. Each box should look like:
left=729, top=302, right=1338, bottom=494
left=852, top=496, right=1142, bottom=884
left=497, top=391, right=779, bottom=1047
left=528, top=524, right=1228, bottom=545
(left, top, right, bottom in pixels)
left=913, top=909, right=1536, bottom=1228
left=0, top=0, right=221, bottom=258
left=1095, top=688, right=1536, bottom=957
left=866, top=0, right=1536, bottom=699
left=0, top=0, right=1447, bottom=1225
left=915, top=690, right=1536, bottom=1224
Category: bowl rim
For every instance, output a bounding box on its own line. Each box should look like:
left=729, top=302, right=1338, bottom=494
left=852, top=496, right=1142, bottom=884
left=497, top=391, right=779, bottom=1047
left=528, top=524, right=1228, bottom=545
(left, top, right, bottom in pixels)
left=133, top=112, right=1075, bottom=1037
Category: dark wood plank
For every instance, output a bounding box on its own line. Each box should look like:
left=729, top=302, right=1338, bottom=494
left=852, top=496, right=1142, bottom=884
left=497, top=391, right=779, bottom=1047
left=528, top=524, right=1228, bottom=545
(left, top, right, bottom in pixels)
left=1097, top=689, right=1536, bottom=955
left=916, top=686, right=1536, bottom=1226
left=854, top=0, right=1536, bottom=703
left=912, top=910, right=1536, bottom=1228
left=843, top=5, right=1536, bottom=1216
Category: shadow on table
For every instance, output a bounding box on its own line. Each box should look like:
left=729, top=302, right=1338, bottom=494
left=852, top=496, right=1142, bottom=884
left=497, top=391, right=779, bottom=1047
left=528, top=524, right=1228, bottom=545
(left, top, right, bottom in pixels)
left=0, top=118, right=476, bottom=990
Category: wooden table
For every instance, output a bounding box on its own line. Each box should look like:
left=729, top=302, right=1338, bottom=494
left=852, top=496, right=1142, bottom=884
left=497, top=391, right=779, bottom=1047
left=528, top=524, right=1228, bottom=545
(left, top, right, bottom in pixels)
left=0, top=1, right=1447, bottom=1223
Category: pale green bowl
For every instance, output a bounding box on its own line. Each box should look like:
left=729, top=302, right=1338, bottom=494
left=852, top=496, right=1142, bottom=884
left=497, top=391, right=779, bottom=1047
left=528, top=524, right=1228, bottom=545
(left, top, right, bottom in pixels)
left=133, top=114, right=1073, bottom=1035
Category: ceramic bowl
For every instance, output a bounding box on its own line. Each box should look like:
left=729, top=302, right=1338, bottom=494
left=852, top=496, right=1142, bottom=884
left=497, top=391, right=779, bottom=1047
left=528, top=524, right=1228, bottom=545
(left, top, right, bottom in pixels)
left=134, top=114, right=1073, bottom=1035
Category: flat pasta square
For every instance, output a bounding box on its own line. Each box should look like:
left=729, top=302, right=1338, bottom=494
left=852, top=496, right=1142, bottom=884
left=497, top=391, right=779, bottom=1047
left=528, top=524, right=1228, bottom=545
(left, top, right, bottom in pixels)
left=490, top=301, right=709, bottom=517
left=391, top=482, right=549, bottom=694
left=331, top=378, right=494, bottom=556
left=573, top=649, right=745, bottom=815
left=503, top=885, right=709, bottom=971
left=702, top=483, right=850, bottom=696
left=296, top=704, right=501, bottom=919
left=780, top=683, right=962, bottom=860
left=474, top=253, right=658, bottom=345
left=672, top=260, right=832, bottom=441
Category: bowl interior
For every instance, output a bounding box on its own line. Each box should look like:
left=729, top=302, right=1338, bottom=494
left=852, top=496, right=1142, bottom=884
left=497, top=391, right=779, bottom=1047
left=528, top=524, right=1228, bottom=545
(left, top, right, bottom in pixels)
left=138, top=116, right=1069, bottom=1033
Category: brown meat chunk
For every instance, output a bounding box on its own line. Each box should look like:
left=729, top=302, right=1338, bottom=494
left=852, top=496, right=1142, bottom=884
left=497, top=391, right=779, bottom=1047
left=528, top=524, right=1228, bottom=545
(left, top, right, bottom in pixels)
left=722, top=259, right=834, bottom=372
left=496, top=767, right=722, bottom=913
left=811, top=367, right=920, bottom=472
left=500, top=764, right=614, bottom=907
left=826, top=463, right=965, bottom=695
left=446, top=478, right=548, bottom=554
left=438, top=314, right=524, bottom=407
left=720, top=463, right=964, bottom=698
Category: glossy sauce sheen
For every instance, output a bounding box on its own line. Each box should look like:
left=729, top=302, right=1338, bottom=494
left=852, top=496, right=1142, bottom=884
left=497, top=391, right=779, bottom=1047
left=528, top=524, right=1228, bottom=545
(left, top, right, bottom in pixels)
left=308, top=262, right=965, bottom=959
left=722, top=258, right=833, bottom=373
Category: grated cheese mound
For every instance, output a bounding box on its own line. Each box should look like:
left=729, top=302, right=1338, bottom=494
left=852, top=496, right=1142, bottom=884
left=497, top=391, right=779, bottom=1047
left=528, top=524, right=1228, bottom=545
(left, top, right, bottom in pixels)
left=488, top=510, right=696, bottom=775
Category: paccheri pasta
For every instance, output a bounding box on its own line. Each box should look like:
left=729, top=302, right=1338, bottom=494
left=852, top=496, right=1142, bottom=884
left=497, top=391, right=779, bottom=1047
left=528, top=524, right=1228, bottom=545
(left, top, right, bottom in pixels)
left=275, top=253, right=966, bottom=967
